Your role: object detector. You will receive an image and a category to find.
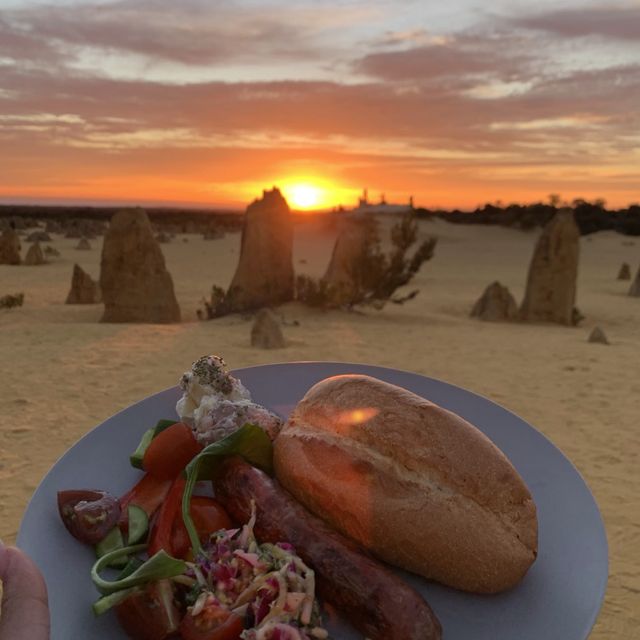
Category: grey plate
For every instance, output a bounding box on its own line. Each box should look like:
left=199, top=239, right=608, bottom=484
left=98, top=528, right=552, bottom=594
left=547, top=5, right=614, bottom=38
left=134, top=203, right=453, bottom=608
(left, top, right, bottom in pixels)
left=18, top=362, right=608, bottom=640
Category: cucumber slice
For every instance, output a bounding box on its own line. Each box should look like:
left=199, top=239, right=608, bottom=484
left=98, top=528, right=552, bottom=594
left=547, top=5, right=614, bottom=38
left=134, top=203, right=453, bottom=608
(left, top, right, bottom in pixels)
left=129, top=428, right=154, bottom=469
left=126, top=504, right=149, bottom=545
left=95, top=527, right=127, bottom=568
left=92, top=586, right=139, bottom=616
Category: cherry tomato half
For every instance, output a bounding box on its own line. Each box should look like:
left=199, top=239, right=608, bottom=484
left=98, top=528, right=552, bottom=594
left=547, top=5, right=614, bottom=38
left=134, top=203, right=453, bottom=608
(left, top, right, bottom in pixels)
left=57, top=489, right=120, bottom=545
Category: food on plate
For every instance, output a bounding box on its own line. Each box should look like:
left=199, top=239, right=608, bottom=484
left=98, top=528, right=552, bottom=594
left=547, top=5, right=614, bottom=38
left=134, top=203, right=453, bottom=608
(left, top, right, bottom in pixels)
left=177, top=355, right=283, bottom=445
left=55, top=360, right=335, bottom=640
left=147, top=476, right=233, bottom=559
left=58, top=489, right=122, bottom=545
left=114, top=580, right=181, bottom=640
left=215, top=456, right=442, bottom=640
left=273, top=374, right=538, bottom=593
left=55, top=354, right=541, bottom=639
left=142, top=422, right=204, bottom=480
left=92, top=508, right=332, bottom=640
left=180, top=511, right=329, bottom=640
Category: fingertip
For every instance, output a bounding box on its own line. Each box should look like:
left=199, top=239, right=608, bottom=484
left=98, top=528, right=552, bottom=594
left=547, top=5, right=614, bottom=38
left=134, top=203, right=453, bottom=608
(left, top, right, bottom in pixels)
left=0, top=546, right=50, bottom=639
left=1, top=547, right=48, bottom=602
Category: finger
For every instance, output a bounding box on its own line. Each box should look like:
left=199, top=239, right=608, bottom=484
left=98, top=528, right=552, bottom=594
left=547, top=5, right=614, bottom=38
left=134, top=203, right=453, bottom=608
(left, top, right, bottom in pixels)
left=0, top=546, right=50, bottom=640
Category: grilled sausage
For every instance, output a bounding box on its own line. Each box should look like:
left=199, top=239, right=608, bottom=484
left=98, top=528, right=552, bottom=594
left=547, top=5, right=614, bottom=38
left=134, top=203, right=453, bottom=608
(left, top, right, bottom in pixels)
left=215, top=457, right=442, bottom=640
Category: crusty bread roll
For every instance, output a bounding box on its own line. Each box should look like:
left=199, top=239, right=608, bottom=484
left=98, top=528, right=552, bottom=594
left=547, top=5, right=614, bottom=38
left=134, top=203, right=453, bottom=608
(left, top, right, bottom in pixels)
left=273, top=374, right=538, bottom=593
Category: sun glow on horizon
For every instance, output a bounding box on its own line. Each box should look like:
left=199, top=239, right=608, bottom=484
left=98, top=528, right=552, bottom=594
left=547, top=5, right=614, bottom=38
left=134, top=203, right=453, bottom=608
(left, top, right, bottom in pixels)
left=277, top=176, right=358, bottom=211
left=285, top=183, right=324, bottom=210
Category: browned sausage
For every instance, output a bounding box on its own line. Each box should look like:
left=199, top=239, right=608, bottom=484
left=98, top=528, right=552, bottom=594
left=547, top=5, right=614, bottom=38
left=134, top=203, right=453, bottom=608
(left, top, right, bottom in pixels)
left=215, top=457, right=442, bottom=640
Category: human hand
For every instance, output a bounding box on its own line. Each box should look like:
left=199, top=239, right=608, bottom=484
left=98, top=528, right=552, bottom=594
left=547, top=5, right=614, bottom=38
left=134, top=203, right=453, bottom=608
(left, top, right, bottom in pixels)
left=0, top=540, right=50, bottom=640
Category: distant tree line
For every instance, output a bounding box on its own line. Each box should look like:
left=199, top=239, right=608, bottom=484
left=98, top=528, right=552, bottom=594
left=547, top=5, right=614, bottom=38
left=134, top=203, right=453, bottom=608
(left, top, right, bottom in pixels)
left=414, top=197, right=640, bottom=236
left=0, top=204, right=244, bottom=234
left=2, top=197, right=639, bottom=236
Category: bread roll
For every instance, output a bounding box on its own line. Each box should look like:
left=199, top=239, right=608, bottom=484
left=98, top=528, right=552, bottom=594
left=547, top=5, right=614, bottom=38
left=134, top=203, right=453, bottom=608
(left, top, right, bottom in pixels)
left=273, top=374, right=538, bottom=593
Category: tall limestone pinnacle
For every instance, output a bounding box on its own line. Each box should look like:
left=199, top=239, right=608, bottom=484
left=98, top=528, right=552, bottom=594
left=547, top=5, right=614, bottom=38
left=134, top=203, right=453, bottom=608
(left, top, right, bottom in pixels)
left=227, top=188, right=294, bottom=311
left=0, top=228, right=21, bottom=265
left=100, top=209, right=181, bottom=323
left=66, top=264, right=101, bottom=304
left=322, top=213, right=376, bottom=305
left=519, top=209, right=580, bottom=325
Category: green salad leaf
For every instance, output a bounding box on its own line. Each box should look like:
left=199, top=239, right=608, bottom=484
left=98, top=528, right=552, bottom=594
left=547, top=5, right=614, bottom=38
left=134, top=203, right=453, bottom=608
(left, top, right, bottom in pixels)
left=91, top=545, right=187, bottom=595
left=182, top=423, right=273, bottom=554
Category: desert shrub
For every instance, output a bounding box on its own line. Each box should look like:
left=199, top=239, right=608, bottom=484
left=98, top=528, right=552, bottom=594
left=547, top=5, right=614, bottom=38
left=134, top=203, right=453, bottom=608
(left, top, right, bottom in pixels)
left=295, top=275, right=336, bottom=308
left=200, top=284, right=270, bottom=319
left=0, top=293, right=24, bottom=309
left=200, top=285, right=230, bottom=319
left=297, top=212, right=437, bottom=310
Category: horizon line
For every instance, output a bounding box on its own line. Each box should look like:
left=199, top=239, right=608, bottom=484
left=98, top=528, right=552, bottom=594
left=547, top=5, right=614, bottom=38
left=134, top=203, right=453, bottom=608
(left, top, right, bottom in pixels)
left=0, top=195, right=638, bottom=214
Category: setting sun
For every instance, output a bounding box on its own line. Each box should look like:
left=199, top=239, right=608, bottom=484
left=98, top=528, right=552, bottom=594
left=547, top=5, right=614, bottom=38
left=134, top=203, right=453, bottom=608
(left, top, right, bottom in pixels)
left=238, top=178, right=356, bottom=211
left=284, top=183, right=324, bottom=210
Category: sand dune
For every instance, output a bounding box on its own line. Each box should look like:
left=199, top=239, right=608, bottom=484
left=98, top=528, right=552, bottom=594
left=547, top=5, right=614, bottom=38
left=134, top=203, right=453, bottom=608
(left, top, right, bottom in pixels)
left=1, top=219, right=638, bottom=638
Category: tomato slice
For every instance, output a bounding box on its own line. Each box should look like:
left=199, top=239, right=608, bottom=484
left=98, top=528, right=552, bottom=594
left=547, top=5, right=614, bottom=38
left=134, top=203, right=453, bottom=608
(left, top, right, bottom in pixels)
left=179, top=603, right=244, bottom=640
left=169, top=518, right=191, bottom=560
left=143, top=422, right=202, bottom=480
left=171, top=497, right=234, bottom=559
left=115, top=579, right=180, bottom=640
left=190, top=497, right=233, bottom=542
left=148, top=476, right=186, bottom=557
left=119, top=473, right=173, bottom=532
left=149, top=478, right=233, bottom=559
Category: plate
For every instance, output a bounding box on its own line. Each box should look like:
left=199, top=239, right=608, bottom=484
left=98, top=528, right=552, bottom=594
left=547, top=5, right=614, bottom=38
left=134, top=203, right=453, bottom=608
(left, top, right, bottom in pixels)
left=17, top=362, right=608, bottom=640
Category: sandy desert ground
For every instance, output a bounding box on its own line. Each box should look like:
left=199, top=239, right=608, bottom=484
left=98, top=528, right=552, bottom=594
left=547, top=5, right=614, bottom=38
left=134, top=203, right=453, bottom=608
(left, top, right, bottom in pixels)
left=1, top=217, right=639, bottom=638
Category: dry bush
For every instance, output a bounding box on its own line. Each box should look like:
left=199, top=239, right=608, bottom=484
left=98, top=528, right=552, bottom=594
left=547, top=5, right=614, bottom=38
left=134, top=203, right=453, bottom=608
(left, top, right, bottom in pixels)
left=0, top=293, right=24, bottom=309
left=297, top=212, right=437, bottom=309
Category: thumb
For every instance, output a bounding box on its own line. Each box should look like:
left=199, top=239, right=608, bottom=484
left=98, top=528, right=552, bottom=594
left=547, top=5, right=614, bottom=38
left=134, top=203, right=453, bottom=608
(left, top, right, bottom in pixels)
left=0, top=541, right=50, bottom=640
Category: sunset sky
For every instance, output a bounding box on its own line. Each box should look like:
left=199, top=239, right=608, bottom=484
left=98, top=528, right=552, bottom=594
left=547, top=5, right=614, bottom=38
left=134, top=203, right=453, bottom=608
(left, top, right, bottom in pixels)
left=0, top=0, right=639, bottom=210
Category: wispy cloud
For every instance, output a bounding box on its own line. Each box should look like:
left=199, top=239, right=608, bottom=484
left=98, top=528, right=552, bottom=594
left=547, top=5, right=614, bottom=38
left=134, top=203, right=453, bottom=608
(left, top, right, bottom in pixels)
left=513, top=5, right=640, bottom=41
left=0, top=15, right=68, bottom=65
left=369, top=28, right=450, bottom=48
left=3, top=0, right=373, bottom=68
